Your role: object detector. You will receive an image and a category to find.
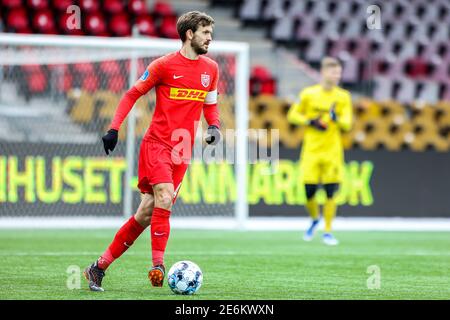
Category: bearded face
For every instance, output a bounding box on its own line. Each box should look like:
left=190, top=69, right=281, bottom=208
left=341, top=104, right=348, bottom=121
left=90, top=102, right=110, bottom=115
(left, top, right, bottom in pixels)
left=190, top=25, right=212, bottom=55
left=191, top=34, right=208, bottom=54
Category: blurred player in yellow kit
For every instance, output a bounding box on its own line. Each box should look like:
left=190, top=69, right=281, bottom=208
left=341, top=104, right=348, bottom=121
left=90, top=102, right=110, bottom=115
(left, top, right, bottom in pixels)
left=287, top=57, right=353, bottom=246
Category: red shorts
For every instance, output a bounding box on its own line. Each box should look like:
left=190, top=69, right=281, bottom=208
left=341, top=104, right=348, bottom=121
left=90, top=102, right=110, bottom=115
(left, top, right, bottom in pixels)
left=137, top=139, right=189, bottom=202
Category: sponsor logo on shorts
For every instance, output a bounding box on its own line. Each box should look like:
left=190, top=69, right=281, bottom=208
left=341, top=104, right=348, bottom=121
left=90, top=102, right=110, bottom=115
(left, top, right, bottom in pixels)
left=169, top=88, right=207, bottom=102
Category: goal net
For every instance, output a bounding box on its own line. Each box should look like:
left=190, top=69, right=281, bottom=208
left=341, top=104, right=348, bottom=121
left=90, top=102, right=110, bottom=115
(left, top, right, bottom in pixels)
left=0, top=33, right=249, bottom=228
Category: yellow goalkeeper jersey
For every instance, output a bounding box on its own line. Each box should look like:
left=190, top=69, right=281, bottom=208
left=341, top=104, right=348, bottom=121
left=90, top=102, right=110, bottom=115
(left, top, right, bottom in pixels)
left=287, top=84, right=353, bottom=160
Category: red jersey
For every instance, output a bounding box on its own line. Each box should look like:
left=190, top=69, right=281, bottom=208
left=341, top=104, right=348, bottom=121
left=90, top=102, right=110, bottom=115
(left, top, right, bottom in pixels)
left=110, top=51, right=220, bottom=150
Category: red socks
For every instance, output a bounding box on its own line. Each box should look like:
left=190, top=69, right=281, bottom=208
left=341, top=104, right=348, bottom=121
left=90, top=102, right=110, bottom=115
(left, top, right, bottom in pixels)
left=150, top=207, right=171, bottom=266
left=97, top=208, right=171, bottom=270
left=97, top=215, right=145, bottom=270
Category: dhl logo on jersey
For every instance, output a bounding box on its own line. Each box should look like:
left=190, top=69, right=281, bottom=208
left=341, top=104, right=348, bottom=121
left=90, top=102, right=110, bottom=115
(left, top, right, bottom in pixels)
left=169, top=88, right=207, bottom=102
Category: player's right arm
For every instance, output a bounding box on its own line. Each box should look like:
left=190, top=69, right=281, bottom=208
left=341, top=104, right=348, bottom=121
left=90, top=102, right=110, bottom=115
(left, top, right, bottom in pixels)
left=287, top=89, right=327, bottom=131
left=287, top=90, right=309, bottom=126
left=102, top=58, right=164, bottom=155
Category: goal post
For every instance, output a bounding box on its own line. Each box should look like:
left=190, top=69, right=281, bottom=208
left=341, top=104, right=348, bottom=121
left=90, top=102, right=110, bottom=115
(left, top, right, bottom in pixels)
left=0, top=33, right=249, bottom=229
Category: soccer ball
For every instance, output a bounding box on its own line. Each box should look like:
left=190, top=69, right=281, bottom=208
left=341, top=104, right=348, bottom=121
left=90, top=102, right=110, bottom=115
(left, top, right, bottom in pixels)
left=167, top=260, right=203, bottom=295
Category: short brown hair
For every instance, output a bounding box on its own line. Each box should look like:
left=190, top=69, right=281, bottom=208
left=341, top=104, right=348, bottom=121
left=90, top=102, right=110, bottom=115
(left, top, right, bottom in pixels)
left=176, top=11, right=214, bottom=42
left=321, top=57, right=342, bottom=70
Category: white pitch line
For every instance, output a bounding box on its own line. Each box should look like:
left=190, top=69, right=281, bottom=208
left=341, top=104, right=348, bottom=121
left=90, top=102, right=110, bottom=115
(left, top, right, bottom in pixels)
left=1, top=217, right=450, bottom=231
left=0, top=251, right=449, bottom=257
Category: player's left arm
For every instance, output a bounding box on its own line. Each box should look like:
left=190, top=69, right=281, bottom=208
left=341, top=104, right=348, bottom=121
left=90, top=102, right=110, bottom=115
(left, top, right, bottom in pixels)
left=333, top=91, right=353, bottom=132
left=203, top=64, right=221, bottom=145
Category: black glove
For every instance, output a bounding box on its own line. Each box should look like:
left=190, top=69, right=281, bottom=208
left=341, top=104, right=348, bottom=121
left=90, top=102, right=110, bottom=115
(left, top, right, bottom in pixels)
left=309, top=118, right=327, bottom=131
left=205, top=125, right=221, bottom=145
left=102, top=129, right=118, bottom=155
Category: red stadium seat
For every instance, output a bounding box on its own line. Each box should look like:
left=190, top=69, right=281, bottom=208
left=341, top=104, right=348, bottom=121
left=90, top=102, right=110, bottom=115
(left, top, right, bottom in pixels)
left=100, top=60, right=121, bottom=75
left=32, top=9, right=57, bottom=34
left=82, top=74, right=99, bottom=93
left=136, top=15, right=157, bottom=37
left=159, top=15, right=178, bottom=39
left=251, top=65, right=272, bottom=81
left=21, top=64, right=42, bottom=72
left=128, top=0, right=149, bottom=16
left=27, top=0, right=48, bottom=10
left=153, top=0, right=175, bottom=17
left=404, top=57, right=429, bottom=79
left=59, top=72, right=73, bottom=92
left=58, top=13, right=85, bottom=35
left=104, top=0, right=124, bottom=15
left=6, top=8, right=30, bottom=33
left=20, top=65, right=47, bottom=97
left=107, top=75, right=126, bottom=93
left=85, top=12, right=109, bottom=36
left=250, top=65, right=277, bottom=96
left=79, top=0, right=100, bottom=13
left=260, top=78, right=276, bottom=95
left=28, top=72, right=47, bottom=93
left=72, top=62, right=95, bottom=90
left=2, top=0, right=22, bottom=9
left=109, top=13, right=131, bottom=37
left=52, top=0, right=73, bottom=12
left=74, top=62, right=95, bottom=74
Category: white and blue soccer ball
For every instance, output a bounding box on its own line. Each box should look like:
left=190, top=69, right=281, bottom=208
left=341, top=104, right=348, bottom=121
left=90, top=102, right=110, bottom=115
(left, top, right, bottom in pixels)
left=167, top=260, right=203, bottom=295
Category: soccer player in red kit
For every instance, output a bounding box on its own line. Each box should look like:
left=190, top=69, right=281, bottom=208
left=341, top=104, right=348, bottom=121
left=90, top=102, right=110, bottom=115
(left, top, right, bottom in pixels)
left=84, top=11, right=221, bottom=292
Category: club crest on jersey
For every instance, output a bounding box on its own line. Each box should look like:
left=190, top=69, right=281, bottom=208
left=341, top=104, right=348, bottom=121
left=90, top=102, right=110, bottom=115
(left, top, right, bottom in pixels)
left=201, top=73, right=210, bottom=87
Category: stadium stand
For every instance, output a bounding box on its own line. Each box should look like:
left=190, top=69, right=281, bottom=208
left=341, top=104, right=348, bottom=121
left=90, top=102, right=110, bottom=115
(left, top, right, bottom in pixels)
left=59, top=86, right=450, bottom=152
left=0, top=0, right=181, bottom=97
left=247, top=95, right=450, bottom=151
left=208, top=0, right=450, bottom=151
left=0, top=0, right=174, bottom=37
left=1, top=0, right=449, bottom=151
left=234, top=0, right=450, bottom=102
left=0, top=0, right=243, bottom=96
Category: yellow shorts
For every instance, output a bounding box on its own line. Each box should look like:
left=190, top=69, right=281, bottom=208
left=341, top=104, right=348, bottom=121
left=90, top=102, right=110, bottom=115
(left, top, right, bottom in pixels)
left=300, top=155, right=343, bottom=185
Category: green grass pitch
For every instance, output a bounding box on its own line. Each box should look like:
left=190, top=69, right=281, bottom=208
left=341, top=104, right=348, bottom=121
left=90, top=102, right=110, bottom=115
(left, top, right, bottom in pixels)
left=0, top=229, right=449, bottom=300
